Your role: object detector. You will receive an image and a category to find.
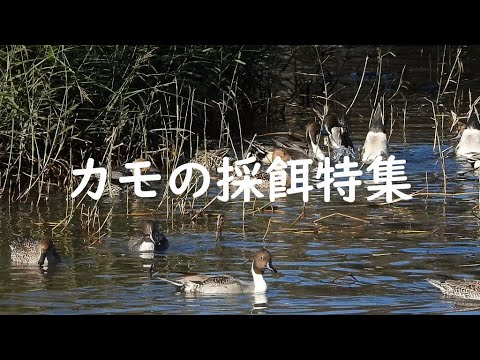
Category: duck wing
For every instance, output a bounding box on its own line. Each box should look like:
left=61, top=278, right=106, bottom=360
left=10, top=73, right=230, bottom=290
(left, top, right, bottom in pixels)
left=183, top=274, right=238, bottom=286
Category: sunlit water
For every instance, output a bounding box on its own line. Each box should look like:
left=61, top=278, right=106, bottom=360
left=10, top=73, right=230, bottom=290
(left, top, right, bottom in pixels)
left=2, top=45, right=480, bottom=314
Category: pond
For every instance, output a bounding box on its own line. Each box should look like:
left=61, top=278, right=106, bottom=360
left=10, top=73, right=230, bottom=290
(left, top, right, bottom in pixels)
left=1, top=45, right=480, bottom=314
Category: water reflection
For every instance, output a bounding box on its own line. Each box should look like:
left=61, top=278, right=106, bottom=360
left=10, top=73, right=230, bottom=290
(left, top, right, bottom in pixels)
left=252, top=292, right=269, bottom=313
left=449, top=299, right=480, bottom=313
left=3, top=46, right=480, bottom=314
left=140, top=253, right=154, bottom=260
left=11, top=265, right=53, bottom=280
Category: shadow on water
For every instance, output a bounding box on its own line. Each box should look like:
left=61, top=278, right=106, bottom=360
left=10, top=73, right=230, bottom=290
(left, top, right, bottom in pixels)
left=2, top=45, right=480, bottom=314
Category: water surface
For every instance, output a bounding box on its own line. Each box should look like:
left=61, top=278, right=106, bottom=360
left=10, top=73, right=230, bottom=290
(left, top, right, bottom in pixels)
left=2, top=45, right=480, bottom=314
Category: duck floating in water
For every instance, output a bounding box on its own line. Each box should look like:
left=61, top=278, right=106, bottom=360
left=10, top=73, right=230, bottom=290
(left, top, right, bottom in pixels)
left=246, top=122, right=326, bottom=164
left=456, top=107, right=480, bottom=170
left=303, top=121, right=326, bottom=162
left=129, top=220, right=169, bottom=253
left=244, top=143, right=293, bottom=165
left=321, top=113, right=355, bottom=162
left=10, top=237, right=61, bottom=267
left=360, top=102, right=389, bottom=164
left=155, top=248, right=277, bottom=294
left=273, top=121, right=327, bottom=162
left=427, top=278, right=480, bottom=301
left=191, top=147, right=230, bottom=171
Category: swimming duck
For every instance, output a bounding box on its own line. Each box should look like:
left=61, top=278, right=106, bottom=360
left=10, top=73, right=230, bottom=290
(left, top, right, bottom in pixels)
left=463, top=152, right=480, bottom=172
left=272, top=122, right=327, bottom=162
left=360, top=102, right=389, bottom=164
left=192, top=147, right=230, bottom=171
left=156, top=248, right=277, bottom=294
left=321, top=113, right=355, bottom=162
left=10, top=237, right=61, bottom=266
left=322, top=114, right=354, bottom=149
left=128, top=220, right=169, bottom=252
left=244, top=143, right=293, bottom=165
left=232, top=170, right=291, bottom=190
left=304, top=121, right=327, bottom=161
left=427, top=278, right=480, bottom=301
left=456, top=108, right=480, bottom=164
left=246, top=122, right=326, bottom=164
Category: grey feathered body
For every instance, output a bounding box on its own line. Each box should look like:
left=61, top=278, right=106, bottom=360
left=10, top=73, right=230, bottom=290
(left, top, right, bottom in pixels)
left=427, top=278, right=480, bottom=300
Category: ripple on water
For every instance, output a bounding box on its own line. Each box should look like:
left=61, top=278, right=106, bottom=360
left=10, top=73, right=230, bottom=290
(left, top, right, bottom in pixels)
left=3, top=46, right=480, bottom=314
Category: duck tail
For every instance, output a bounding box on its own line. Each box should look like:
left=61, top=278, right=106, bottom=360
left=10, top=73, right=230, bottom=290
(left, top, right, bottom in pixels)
left=154, top=276, right=184, bottom=287
left=426, top=278, right=444, bottom=291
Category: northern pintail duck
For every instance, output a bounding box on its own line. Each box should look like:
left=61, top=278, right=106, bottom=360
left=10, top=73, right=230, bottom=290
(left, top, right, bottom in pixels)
left=246, top=122, right=326, bottom=164
left=192, top=147, right=230, bottom=171
left=455, top=108, right=480, bottom=167
left=360, top=102, right=389, bottom=164
left=157, top=248, right=277, bottom=294
left=321, top=113, right=355, bottom=161
left=10, top=237, right=61, bottom=266
left=245, top=143, right=293, bottom=165
left=304, top=121, right=326, bottom=161
left=234, top=170, right=291, bottom=190
left=129, top=220, right=169, bottom=252
left=272, top=122, right=326, bottom=162
left=463, top=152, right=480, bottom=172
left=229, top=153, right=291, bottom=191
left=245, top=141, right=292, bottom=165
left=427, top=278, right=480, bottom=301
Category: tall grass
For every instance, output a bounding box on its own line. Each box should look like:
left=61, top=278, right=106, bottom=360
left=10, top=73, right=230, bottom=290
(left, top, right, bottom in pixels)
left=0, top=45, right=280, bottom=202
left=0, top=45, right=472, bottom=234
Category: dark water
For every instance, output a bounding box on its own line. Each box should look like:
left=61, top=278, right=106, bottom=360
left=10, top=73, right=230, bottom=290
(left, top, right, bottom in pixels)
left=2, top=45, right=480, bottom=314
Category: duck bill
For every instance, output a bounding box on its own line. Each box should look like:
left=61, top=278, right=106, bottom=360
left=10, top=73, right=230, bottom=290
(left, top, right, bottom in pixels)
left=266, top=262, right=278, bottom=273
left=320, top=129, right=331, bottom=136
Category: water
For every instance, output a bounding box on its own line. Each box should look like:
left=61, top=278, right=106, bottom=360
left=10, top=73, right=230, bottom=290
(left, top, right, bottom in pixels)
left=2, top=45, right=480, bottom=314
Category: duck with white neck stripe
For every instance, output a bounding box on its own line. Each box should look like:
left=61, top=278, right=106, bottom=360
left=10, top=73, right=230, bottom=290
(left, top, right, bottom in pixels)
left=321, top=113, right=355, bottom=162
left=129, top=220, right=169, bottom=253
left=154, top=248, right=277, bottom=294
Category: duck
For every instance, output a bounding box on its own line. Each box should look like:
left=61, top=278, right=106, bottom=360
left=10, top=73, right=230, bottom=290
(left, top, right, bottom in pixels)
left=128, top=220, right=169, bottom=252
left=273, top=122, right=327, bottom=162
left=155, top=248, right=277, bottom=294
left=464, top=152, right=480, bottom=172
left=360, top=102, right=389, bottom=164
left=228, top=155, right=291, bottom=194
left=231, top=170, right=291, bottom=191
left=455, top=108, right=480, bottom=166
left=244, top=143, right=293, bottom=165
left=10, top=237, right=61, bottom=266
left=321, top=113, right=355, bottom=162
left=304, top=121, right=327, bottom=161
left=191, top=147, right=230, bottom=171
left=427, top=278, right=480, bottom=301
left=246, top=122, right=326, bottom=164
